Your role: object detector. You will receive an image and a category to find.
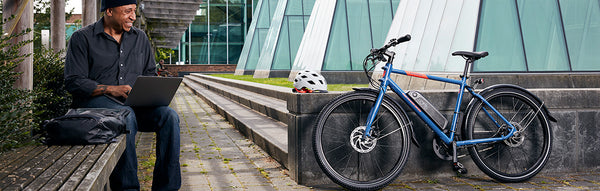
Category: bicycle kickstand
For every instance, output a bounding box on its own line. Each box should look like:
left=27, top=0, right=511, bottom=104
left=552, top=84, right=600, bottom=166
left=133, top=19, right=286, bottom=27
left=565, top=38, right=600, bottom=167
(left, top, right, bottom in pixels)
left=452, top=142, right=468, bottom=175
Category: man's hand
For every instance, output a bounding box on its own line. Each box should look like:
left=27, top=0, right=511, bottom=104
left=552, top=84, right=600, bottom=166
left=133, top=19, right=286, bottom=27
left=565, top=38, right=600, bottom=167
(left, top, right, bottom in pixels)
left=92, top=85, right=132, bottom=98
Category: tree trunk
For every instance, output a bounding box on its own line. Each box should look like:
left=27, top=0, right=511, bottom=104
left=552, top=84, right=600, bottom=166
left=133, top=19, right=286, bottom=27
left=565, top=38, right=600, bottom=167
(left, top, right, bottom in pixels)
left=2, top=0, right=34, bottom=90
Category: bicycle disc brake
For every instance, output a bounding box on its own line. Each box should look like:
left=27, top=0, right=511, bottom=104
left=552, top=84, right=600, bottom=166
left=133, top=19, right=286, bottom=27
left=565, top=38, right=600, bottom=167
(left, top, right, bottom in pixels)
left=350, top=126, right=377, bottom=153
left=504, top=122, right=525, bottom=147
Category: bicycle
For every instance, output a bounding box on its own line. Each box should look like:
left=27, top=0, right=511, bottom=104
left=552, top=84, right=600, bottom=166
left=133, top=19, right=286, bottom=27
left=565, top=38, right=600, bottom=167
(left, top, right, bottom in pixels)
left=312, top=34, right=556, bottom=190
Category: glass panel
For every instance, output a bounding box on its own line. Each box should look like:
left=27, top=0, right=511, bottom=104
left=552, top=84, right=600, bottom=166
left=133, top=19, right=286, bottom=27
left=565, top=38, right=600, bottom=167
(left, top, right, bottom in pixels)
left=287, top=16, right=306, bottom=69
left=245, top=33, right=261, bottom=69
left=560, top=0, right=600, bottom=71
left=304, top=0, right=316, bottom=15
left=229, top=44, right=243, bottom=63
left=323, top=0, right=351, bottom=71
left=346, top=0, right=372, bottom=71
left=392, top=0, right=401, bottom=15
left=269, top=0, right=279, bottom=20
left=517, top=0, right=570, bottom=71
left=287, top=0, right=303, bottom=15
left=257, top=1, right=271, bottom=28
left=272, top=17, right=291, bottom=70
left=369, top=0, right=394, bottom=48
left=475, top=0, right=527, bottom=72
left=210, top=43, right=228, bottom=64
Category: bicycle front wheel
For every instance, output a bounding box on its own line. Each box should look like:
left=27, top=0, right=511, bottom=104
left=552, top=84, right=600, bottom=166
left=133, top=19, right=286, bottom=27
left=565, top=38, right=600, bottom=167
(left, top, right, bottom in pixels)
left=465, top=88, right=552, bottom=182
left=313, top=91, right=411, bottom=191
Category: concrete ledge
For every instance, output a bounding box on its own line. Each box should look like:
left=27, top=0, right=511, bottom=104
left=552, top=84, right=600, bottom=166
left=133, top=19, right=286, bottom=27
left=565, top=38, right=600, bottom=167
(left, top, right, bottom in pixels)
left=182, top=79, right=289, bottom=168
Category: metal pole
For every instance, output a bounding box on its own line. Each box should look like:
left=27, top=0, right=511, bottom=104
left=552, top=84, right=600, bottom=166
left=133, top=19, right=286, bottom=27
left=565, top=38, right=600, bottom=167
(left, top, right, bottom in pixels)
left=226, top=0, right=229, bottom=64
left=188, top=23, right=191, bottom=64
left=82, top=0, right=97, bottom=27
left=178, top=42, right=181, bottom=64
left=50, top=0, right=65, bottom=53
left=2, top=0, right=34, bottom=90
left=207, top=1, right=211, bottom=64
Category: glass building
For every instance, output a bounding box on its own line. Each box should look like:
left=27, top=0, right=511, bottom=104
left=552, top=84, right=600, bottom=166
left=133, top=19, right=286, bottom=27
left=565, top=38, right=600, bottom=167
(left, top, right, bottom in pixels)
left=175, top=0, right=600, bottom=79
left=175, top=0, right=256, bottom=65
left=381, top=0, right=600, bottom=73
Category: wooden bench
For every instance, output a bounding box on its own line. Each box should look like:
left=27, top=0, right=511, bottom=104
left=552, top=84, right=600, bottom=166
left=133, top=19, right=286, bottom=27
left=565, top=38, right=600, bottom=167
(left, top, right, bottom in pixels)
left=0, top=135, right=126, bottom=191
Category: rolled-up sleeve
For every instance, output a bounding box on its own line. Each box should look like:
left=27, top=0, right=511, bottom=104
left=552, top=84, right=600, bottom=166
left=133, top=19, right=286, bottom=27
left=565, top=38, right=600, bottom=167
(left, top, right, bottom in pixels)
left=64, top=31, right=98, bottom=97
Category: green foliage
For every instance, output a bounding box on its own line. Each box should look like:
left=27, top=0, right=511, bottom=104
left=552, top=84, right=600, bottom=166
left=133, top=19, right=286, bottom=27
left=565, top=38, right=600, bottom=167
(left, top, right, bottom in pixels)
left=0, top=19, right=37, bottom=152
left=33, top=47, right=71, bottom=124
left=155, top=47, right=174, bottom=62
left=0, top=13, right=72, bottom=153
left=209, top=74, right=370, bottom=91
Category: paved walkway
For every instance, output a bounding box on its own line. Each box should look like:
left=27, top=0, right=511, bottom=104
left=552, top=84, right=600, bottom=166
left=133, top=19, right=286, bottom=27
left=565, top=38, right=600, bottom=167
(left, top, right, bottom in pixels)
left=134, top=86, right=600, bottom=190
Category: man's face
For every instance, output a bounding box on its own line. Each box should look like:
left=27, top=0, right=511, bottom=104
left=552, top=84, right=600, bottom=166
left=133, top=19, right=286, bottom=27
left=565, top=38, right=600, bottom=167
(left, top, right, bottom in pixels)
left=108, top=4, right=136, bottom=32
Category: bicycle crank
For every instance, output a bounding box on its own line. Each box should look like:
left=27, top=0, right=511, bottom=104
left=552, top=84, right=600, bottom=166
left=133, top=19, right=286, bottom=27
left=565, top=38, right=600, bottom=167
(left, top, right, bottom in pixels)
left=350, top=126, right=377, bottom=153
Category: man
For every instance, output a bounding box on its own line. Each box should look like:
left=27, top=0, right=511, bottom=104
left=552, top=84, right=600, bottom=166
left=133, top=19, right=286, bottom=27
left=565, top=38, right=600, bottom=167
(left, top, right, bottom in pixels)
left=64, top=0, right=181, bottom=190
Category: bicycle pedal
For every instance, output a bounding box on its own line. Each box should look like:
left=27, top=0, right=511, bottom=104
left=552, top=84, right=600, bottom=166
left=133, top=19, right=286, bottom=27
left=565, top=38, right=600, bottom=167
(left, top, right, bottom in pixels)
left=453, top=162, right=468, bottom=175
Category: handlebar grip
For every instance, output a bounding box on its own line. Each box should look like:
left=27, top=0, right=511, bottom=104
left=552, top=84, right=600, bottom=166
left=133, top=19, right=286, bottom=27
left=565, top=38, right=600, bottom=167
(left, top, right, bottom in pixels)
left=397, top=34, right=411, bottom=43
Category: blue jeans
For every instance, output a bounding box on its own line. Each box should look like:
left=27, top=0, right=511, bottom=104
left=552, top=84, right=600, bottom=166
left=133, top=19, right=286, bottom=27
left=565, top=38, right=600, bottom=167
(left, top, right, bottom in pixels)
left=74, top=96, right=181, bottom=191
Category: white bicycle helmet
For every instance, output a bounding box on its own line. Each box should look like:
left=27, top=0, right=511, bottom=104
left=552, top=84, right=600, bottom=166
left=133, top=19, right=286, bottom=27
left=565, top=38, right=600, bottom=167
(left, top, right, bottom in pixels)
left=293, top=70, right=328, bottom=93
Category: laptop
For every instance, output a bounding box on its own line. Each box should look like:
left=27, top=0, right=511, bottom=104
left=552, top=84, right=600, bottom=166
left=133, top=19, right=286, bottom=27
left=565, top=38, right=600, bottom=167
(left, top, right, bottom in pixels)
left=105, top=76, right=182, bottom=107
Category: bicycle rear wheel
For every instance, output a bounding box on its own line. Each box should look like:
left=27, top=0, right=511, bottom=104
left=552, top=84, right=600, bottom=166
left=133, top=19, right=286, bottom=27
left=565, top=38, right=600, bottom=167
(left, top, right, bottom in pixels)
left=313, top=91, right=411, bottom=190
left=465, top=88, right=552, bottom=182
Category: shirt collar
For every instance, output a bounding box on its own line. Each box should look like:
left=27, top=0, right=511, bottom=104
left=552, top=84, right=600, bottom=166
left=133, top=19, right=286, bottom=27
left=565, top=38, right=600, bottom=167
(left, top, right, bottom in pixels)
left=93, top=17, right=138, bottom=36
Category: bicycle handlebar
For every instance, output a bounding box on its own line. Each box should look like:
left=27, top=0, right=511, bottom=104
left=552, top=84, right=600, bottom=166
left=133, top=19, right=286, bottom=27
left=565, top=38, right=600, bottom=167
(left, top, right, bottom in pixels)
left=369, top=34, right=411, bottom=62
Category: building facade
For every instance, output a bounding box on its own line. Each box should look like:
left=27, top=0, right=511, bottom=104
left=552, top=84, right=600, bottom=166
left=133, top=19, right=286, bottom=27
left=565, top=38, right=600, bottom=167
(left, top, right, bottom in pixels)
left=174, top=0, right=256, bottom=65
left=176, top=0, right=600, bottom=85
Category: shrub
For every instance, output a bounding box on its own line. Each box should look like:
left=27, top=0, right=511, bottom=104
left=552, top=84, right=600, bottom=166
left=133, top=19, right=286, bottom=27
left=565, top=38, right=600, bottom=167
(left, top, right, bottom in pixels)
left=0, top=22, right=37, bottom=152
left=0, top=17, right=71, bottom=153
left=33, top=47, right=71, bottom=124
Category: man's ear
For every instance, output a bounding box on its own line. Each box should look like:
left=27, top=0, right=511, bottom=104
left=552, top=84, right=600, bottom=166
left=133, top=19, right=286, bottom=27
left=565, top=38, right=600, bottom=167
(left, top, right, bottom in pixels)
left=105, top=8, right=113, bottom=17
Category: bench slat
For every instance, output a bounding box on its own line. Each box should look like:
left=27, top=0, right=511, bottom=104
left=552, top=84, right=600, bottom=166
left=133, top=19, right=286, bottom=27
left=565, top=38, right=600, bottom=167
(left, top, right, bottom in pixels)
left=58, top=144, right=108, bottom=191
left=0, top=146, right=46, bottom=179
left=3, top=145, right=71, bottom=190
left=77, top=135, right=127, bottom=191
left=0, top=146, right=60, bottom=190
left=39, top=145, right=95, bottom=191
left=0, top=146, right=35, bottom=168
left=23, top=145, right=84, bottom=191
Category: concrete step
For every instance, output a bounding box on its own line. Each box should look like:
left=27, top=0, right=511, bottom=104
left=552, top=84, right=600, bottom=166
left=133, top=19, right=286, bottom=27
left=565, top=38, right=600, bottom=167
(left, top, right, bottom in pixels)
left=185, top=74, right=290, bottom=124
left=182, top=78, right=289, bottom=168
left=189, top=73, right=291, bottom=101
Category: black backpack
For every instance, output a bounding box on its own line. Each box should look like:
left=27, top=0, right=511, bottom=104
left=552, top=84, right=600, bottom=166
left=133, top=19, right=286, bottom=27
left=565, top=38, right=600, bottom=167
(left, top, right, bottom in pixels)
left=41, top=108, right=130, bottom=145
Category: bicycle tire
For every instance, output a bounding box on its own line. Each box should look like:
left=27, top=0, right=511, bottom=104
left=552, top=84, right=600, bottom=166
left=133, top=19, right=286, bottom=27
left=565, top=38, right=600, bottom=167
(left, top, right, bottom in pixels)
left=464, top=88, right=552, bottom=182
left=313, top=91, right=411, bottom=190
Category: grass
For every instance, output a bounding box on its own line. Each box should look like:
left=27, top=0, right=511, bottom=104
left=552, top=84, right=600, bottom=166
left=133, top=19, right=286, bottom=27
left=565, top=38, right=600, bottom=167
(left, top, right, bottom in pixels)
left=209, top=74, right=370, bottom=91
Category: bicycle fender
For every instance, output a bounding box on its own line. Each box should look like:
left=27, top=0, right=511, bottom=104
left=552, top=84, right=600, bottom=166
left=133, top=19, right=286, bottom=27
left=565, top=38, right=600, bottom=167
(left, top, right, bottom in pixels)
left=352, top=88, right=421, bottom=148
left=467, top=84, right=557, bottom=122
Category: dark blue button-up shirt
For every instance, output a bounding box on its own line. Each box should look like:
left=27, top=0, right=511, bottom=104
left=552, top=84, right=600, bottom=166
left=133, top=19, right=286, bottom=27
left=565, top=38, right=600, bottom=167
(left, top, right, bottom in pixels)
left=64, top=17, right=156, bottom=102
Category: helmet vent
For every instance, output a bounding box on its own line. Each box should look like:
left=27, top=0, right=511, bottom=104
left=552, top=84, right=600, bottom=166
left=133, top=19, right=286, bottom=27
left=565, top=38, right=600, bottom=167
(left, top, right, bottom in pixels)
left=308, top=80, right=315, bottom=85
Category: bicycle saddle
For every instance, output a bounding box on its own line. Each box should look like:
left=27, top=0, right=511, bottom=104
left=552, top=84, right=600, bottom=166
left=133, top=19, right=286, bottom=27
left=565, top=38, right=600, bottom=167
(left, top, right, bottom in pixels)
left=452, top=51, right=489, bottom=60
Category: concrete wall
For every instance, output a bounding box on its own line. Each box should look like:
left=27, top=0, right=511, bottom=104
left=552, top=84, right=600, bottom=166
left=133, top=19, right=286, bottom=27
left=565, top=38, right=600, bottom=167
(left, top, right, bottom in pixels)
left=164, top=64, right=236, bottom=76
left=287, top=88, right=600, bottom=186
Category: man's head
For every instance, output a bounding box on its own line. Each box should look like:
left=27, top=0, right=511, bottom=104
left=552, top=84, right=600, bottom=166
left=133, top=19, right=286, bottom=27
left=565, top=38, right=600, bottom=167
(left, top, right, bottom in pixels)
left=102, top=0, right=137, bottom=32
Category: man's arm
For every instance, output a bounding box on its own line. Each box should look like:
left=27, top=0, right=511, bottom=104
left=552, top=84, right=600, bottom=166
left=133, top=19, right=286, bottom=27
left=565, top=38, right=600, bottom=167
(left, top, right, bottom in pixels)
left=65, top=31, right=100, bottom=97
left=91, top=84, right=132, bottom=98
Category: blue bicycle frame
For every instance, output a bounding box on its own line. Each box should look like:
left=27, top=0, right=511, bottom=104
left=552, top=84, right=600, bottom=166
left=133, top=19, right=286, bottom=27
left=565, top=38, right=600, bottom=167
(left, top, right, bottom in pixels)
left=363, top=62, right=517, bottom=147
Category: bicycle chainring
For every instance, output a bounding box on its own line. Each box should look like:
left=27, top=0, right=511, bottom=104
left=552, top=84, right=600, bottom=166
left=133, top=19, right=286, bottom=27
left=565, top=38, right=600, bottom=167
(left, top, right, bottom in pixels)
left=433, top=138, right=453, bottom=161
